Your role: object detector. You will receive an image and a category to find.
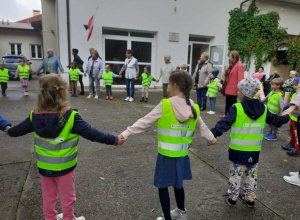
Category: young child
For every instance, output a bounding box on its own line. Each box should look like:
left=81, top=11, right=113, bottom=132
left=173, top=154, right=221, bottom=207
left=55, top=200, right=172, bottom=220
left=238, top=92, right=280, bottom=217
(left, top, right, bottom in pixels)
left=262, top=78, right=284, bottom=140
left=139, top=65, right=158, bottom=103
left=180, top=64, right=188, bottom=72
left=68, top=62, right=84, bottom=97
left=101, top=64, right=120, bottom=100
left=252, top=72, right=265, bottom=101
left=281, top=77, right=300, bottom=156
left=0, top=62, right=9, bottom=96
left=206, top=70, right=222, bottom=114
left=210, top=78, right=289, bottom=208
left=14, top=59, right=37, bottom=96
left=7, top=74, right=125, bottom=220
left=121, top=71, right=216, bottom=220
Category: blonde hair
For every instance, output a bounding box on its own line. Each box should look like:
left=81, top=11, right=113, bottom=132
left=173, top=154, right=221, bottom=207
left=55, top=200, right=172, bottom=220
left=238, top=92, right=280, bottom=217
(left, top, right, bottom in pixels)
left=91, top=50, right=99, bottom=57
left=271, top=77, right=284, bottom=86
left=38, top=74, right=69, bottom=124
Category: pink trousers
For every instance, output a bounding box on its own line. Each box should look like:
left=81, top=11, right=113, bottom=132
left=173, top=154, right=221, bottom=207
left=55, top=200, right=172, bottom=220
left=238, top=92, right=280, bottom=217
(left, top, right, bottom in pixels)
left=20, top=78, right=28, bottom=92
left=40, top=170, right=76, bottom=220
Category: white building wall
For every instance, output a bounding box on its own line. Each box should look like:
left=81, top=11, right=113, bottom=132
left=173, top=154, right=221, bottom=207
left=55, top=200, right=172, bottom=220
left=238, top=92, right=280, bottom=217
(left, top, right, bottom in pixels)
left=0, top=29, right=43, bottom=70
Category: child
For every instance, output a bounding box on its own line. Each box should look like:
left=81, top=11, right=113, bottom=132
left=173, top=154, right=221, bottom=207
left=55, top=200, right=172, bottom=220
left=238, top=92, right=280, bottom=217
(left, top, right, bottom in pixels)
left=252, top=72, right=265, bottom=101
left=7, top=74, right=125, bottom=220
left=262, top=78, right=284, bottom=141
left=0, top=62, right=9, bottom=96
left=281, top=77, right=300, bottom=156
left=206, top=70, right=222, bottom=114
left=210, top=78, right=289, bottom=208
left=120, top=71, right=216, bottom=220
left=14, top=59, right=37, bottom=96
left=0, top=115, right=11, bottom=133
left=139, top=65, right=158, bottom=102
left=68, top=62, right=84, bottom=97
left=102, top=64, right=120, bottom=100
left=180, top=64, right=188, bottom=72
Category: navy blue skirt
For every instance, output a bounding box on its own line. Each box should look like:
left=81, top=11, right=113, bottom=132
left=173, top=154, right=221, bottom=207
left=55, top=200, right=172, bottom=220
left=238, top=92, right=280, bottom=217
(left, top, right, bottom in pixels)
left=154, top=153, right=192, bottom=188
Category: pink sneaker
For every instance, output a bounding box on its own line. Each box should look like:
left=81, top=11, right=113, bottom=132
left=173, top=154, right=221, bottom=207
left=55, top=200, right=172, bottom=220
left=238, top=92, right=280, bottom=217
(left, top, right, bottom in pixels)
left=106, top=96, right=109, bottom=100
left=110, top=96, right=113, bottom=100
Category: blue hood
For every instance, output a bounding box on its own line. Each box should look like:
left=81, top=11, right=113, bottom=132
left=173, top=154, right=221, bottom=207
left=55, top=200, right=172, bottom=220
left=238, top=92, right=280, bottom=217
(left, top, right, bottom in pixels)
left=241, top=99, right=265, bottom=120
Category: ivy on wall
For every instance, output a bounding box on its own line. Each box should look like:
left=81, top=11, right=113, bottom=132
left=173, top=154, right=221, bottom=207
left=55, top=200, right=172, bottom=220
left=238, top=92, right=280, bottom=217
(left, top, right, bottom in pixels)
left=228, top=0, right=288, bottom=71
left=286, top=36, right=300, bottom=72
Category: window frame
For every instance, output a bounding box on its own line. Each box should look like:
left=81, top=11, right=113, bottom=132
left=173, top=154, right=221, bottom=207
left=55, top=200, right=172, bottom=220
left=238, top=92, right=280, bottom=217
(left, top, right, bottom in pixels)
left=30, top=44, right=43, bottom=60
left=9, top=43, right=22, bottom=55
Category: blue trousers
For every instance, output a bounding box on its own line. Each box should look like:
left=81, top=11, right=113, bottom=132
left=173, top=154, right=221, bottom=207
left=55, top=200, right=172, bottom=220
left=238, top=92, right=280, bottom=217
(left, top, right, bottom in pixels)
left=126, top=78, right=135, bottom=98
left=209, top=97, right=216, bottom=111
left=196, top=88, right=208, bottom=109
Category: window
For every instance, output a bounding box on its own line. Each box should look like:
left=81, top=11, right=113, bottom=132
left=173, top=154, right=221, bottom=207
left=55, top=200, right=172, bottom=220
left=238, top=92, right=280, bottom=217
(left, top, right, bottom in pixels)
left=31, top=45, right=43, bottom=59
left=131, top=41, right=152, bottom=63
left=105, top=39, right=127, bottom=61
left=10, top=43, right=22, bottom=55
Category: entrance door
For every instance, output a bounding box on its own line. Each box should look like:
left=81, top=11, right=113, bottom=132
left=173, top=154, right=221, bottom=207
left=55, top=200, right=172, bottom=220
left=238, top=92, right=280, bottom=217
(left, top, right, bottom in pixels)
left=187, top=42, right=209, bottom=75
left=209, top=44, right=226, bottom=79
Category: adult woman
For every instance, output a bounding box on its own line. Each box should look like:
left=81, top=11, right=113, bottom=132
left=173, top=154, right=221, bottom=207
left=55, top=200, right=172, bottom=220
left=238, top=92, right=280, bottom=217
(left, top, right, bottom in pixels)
left=221, top=50, right=244, bottom=118
left=119, top=50, right=139, bottom=102
left=37, top=49, right=64, bottom=74
left=84, top=50, right=103, bottom=99
left=192, top=52, right=212, bottom=110
left=283, top=70, right=298, bottom=105
left=158, top=55, right=176, bottom=98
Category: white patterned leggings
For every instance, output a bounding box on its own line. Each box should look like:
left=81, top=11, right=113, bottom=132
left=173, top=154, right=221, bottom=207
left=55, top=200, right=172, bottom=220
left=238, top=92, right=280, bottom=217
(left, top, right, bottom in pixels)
left=142, top=86, right=149, bottom=98
left=228, top=162, right=258, bottom=201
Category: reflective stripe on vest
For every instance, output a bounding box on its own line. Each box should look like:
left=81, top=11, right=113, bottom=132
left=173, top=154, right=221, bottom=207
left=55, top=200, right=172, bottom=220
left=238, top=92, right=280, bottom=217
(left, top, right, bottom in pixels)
left=70, top=68, right=79, bottom=81
left=157, top=99, right=199, bottom=157
left=289, top=93, right=297, bottom=121
left=142, top=73, right=153, bottom=87
left=18, top=65, right=29, bottom=79
left=267, top=92, right=282, bottom=115
left=207, top=79, right=219, bottom=97
left=103, top=71, right=113, bottom=86
left=0, top=68, right=9, bottom=83
left=229, top=103, right=267, bottom=152
left=30, top=110, right=80, bottom=171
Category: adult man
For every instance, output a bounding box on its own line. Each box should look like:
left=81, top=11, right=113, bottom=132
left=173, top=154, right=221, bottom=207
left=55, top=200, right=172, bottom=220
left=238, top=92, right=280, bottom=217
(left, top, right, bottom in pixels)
left=37, top=49, right=64, bottom=74
left=192, top=52, right=212, bottom=110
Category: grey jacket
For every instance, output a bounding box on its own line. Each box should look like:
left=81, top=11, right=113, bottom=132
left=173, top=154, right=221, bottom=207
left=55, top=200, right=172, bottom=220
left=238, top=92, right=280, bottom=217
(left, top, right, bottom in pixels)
left=192, top=60, right=212, bottom=88
left=85, top=57, right=103, bottom=78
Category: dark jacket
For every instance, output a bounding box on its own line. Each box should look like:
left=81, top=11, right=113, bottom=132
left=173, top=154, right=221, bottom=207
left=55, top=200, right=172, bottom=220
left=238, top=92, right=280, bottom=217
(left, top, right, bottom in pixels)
left=8, top=109, right=118, bottom=177
left=211, top=99, right=289, bottom=165
left=0, top=115, right=11, bottom=131
left=73, top=54, right=84, bottom=70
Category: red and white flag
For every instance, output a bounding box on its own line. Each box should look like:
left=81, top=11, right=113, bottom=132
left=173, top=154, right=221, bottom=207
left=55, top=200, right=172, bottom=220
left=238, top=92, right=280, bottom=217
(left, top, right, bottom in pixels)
left=87, top=7, right=98, bottom=41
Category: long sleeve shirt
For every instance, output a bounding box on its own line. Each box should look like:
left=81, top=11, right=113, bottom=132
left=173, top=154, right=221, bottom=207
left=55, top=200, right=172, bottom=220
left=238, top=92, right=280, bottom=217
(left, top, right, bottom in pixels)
left=37, top=55, right=64, bottom=74
left=158, top=63, right=176, bottom=84
left=119, top=57, right=139, bottom=79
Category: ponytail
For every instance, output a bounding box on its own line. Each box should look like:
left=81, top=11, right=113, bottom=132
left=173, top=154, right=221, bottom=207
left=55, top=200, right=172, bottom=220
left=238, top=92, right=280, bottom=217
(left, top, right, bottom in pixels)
left=185, top=94, right=197, bottom=119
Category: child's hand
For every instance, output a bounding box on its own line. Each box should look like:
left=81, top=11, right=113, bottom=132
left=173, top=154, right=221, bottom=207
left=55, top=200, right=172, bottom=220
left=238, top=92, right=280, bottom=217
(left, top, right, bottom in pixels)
left=119, top=74, right=122, bottom=79
left=282, top=105, right=296, bottom=116
left=156, top=80, right=159, bottom=83
left=207, top=140, right=218, bottom=146
left=134, top=77, right=138, bottom=81
left=117, top=134, right=126, bottom=146
left=84, top=74, right=87, bottom=77
left=4, top=126, right=10, bottom=135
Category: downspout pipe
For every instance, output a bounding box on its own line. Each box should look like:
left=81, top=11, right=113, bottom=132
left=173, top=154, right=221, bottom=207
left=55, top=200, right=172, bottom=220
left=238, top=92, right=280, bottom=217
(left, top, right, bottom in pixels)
left=66, top=0, right=71, bottom=66
left=240, top=0, right=251, bottom=10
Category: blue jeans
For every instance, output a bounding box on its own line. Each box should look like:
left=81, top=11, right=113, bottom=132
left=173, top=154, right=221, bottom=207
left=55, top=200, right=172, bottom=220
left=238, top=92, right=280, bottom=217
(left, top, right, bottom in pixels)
left=209, top=97, right=216, bottom=112
left=89, top=76, right=100, bottom=96
left=126, top=78, right=135, bottom=98
left=196, top=88, right=208, bottom=109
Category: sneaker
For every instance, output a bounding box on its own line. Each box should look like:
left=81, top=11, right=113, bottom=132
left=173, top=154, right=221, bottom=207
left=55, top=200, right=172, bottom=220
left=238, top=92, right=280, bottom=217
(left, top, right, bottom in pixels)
left=283, top=175, right=300, bottom=186
left=129, top=97, right=134, bottom=102
left=94, top=95, right=98, bottom=99
left=239, top=194, right=255, bottom=208
left=56, top=213, right=63, bottom=220
left=265, top=134, right=277, bottom=141
left=170, top=207, right=187, bottom=219
left=87, top=95, right=92, bottom=99
left=281, top=143, right=295, bottom=150
left=79, top=91, right=85, bottom=95
left=207, top=111, right=216, bottom=115
left=156, top=217, right=165, bottom=220
left=140, top=97, right=144, bottom=102
left=106, top=96, right=109, bottom=100
left=144, top=98, right=148, bottom=103
left=3, top=93, right=6, bottom=96
left=75, top=217, right=85, bottom=220
left=263, top=133, right=271, bottom=138
left=70, top=94, right=74, bottom=97
left=207, top=111, right=212, bottom=114
left=24, top=92, right=29, bottom=96
left=74, top=94, right=78, bottom=97
left=125, top=96, right=130, bottom=101
left=223, top=193, right=237, bottom=207
left=200, top=107, right=206, bottom=111
left=110, top=96, right=113, bottom=100
left=289, top=172, right=299, bottom=176
left=286, top=148, right=300, bottom=156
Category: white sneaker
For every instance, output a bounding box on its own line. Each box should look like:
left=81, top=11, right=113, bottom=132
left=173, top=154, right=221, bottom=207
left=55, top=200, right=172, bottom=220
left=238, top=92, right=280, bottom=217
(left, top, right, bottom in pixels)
left=283, top=175, right=300, bottom=186
left=156, top=217, right=165, bottom=220
left=94, top=95, right=98, bottom=99
left=289, top=172, right=299, bottom=176
left=171, top=207, right=187, bottom=220
left=87, top=95, right=92, bottom=99
left=56, top=213, right=63, bottom=220
left=75, top=216, right=85, bottom=220
left=210, top=111, right=216, bottom=115
left=129, top=97, right=134, bottom=102
left=125, top=96, right=130, bottom=101
left=207, top=111, right=212, bottom=114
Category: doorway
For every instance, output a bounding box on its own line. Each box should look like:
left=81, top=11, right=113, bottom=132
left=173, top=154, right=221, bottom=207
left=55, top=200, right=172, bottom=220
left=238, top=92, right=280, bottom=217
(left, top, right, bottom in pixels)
left=187, top=43, right=209, bottom=74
